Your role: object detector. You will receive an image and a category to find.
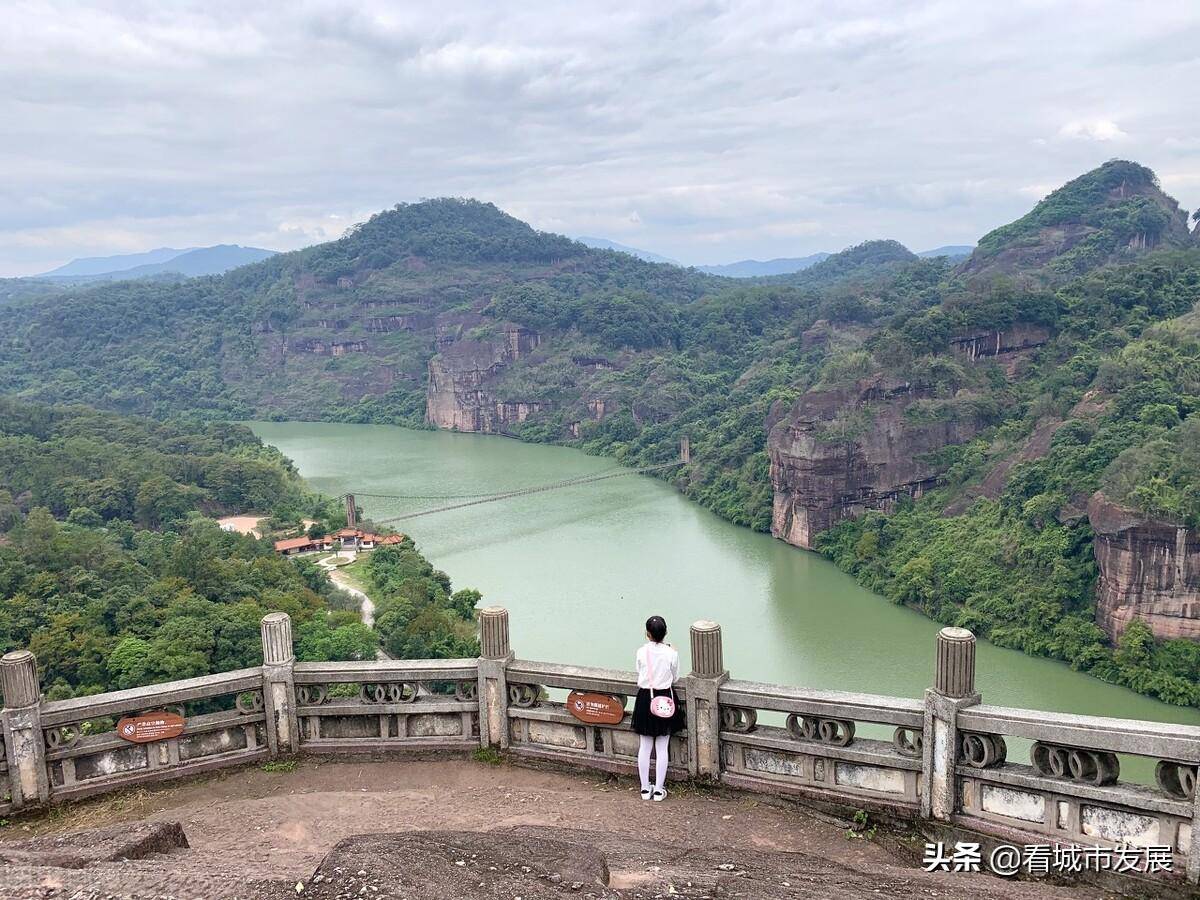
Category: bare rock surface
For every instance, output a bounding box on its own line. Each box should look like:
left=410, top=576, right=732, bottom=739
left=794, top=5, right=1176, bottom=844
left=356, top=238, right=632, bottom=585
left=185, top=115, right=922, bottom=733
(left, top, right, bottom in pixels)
left=0, top=821, right=186, bottom=868
left=1088, top=492, right=1200, bottom=640
left=767, top=374, right=987, bottom=548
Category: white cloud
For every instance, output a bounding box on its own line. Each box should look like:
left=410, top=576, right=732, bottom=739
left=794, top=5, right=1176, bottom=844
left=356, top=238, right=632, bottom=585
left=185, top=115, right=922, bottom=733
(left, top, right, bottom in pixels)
left=1058, top=119, right=1128, bottom=142
left=0, top=1, right=1197, bottom=274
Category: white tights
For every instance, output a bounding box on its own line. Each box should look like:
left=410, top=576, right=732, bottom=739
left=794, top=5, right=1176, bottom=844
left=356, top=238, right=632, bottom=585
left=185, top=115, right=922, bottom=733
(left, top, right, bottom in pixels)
left=637, top=734, right=669, bottom=792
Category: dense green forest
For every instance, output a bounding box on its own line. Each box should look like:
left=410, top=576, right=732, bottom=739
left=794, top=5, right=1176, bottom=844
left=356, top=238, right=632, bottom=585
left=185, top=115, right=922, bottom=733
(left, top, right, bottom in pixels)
left=361, top=539, right=481, bottom=659
left=0, top=401, right=478, bottom=701
left=1, top=161, right=1198, bottom=705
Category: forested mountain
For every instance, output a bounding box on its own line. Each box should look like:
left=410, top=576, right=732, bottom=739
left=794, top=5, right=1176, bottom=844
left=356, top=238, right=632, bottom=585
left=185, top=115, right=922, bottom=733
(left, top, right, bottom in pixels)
left=2, top=163, right=1199, bottom=704
left=960, top=160, right=1194, bottom=281
left=0, top=199, right=716, bottom=420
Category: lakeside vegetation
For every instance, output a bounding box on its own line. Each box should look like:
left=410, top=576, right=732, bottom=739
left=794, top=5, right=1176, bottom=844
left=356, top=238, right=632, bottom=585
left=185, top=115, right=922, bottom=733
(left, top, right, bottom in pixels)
left=0, top=400, right=479, bottom=700
left=360, top=539, right=481, bottom=659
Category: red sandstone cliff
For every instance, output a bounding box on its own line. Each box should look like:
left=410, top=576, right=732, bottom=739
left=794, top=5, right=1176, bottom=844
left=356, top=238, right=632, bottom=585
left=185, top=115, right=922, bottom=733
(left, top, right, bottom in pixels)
left=767, top=374, right=987, bottom=549
left=425, top=319, right=543, bottom=433
left=1087, top=492, right=1200, bottom=641
left=767, top=323, right=1048, bottom=550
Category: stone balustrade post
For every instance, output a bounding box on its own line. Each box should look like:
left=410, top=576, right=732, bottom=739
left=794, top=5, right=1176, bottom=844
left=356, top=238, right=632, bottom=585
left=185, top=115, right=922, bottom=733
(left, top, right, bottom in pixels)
left=921, top=627, right=980, bottom=820
left=260, top=613, right=299, bottom=755
left=1, top=650, right=49, bottom=808
left=685, top=620, right=728, bottom=779
left=477, top=607, right=513, bottom=749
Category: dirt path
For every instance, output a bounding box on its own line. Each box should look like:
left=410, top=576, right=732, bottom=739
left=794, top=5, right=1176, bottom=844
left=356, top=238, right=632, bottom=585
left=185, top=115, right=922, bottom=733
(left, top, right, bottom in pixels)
left=0, top=759, right=1085, bottom=898
left=327, top=565, right=375, bottom=627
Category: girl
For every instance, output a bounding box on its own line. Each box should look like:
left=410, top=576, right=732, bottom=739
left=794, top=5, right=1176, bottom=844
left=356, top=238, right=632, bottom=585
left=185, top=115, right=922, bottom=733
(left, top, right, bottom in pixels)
left=631, top=615, right=685, bottom=801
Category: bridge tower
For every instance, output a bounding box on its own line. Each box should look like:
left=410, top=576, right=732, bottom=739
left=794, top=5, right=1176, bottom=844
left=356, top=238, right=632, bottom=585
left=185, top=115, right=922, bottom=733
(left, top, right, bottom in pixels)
left=344, top=493, right=358, bottom=528
left=680, top=435, right=691, bottom=464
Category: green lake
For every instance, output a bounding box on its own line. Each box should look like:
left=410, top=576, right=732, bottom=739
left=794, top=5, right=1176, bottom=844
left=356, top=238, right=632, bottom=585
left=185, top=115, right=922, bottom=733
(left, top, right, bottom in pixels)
left=251, top=421, right=1200, bottom=737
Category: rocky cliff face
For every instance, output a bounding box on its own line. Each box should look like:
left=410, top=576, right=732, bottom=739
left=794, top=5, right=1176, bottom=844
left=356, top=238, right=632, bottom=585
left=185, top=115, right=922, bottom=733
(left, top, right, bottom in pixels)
left=1088, top=492, right=1200, bottom=641
left=425, top=318, right=542, bottom=433
left=949, top=323, right=1050, bottom=362
left=767, top=375, right=985, bottom=548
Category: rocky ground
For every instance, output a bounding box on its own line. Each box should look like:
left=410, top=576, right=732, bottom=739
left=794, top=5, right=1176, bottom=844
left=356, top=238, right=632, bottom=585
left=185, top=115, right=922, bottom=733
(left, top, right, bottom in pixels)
left=0, top=758, right=1181, bottom=899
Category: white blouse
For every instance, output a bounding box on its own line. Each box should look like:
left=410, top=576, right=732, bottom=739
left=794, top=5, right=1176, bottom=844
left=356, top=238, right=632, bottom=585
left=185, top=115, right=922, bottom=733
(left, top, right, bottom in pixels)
left=636, top=641, right=679, bottom=690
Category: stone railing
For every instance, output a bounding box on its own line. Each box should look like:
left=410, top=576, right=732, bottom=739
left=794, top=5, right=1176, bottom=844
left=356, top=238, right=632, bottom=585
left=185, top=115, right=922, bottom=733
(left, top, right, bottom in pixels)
left=1, top=609, right=1197, bottom=885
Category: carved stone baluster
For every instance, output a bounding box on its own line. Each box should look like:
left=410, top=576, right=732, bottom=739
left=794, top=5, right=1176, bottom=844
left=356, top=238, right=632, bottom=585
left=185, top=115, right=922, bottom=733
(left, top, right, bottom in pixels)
left=959, top=732, right=1007, bottom=769
left=720, top=706, right=757, bottom=732
left=454, top=681, right=478, bottom=703
left=1031, top=742, right=1116, bottom=785
left=507, top=683, right=541, bottom=707
left=1155, top=760, right=1197, bottom=800
left=477, top=607, right=512, bottom=749
left=922, top=627, right=981, bottom=821
left=893, top=726, right=923, bottom=757
left=260, top=613, right=298, bottom=755
left=1, top=650, right=48, bottom=808
left=686, top=620, right=728, bottom=779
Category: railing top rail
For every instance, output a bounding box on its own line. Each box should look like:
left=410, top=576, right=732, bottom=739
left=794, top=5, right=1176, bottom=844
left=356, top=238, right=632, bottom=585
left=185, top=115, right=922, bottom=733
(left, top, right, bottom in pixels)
left=40, top=667, right=263, bottom=727
left=508, top=659, right=658, bottom=696
left=959, top=704, right=1200, bottom=762
left=720, top=679, right=924, bottom=727
left=294, top=659, right=477, bottom=682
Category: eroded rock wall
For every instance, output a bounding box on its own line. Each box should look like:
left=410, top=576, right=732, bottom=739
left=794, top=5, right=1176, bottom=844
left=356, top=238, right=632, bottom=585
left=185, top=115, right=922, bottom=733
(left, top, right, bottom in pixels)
left=425, top=319, right=542, bottom=433
left=1088, top=493, right=1200, bottom=641
left=767, top=375, right=985, bottom=549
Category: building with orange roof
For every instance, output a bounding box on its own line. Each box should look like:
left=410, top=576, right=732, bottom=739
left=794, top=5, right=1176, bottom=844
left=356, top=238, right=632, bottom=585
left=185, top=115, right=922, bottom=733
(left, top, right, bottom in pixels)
left=273, top=529, right=405, bottom=556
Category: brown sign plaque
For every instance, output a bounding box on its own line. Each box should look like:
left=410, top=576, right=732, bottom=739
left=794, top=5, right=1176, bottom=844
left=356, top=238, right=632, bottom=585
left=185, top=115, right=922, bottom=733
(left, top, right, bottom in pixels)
left=116, top=711, right=186, bottom=744
left=566, top=691, right=625, bottom=725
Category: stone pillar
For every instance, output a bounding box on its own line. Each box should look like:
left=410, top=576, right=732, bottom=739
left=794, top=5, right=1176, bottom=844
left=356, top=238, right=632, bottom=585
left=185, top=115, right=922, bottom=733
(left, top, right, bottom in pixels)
left=260, top=613, right=298, bottom=755
left=1, top=650, right=48, bottom=808
left=921, top=627, right=980, bottom=820
left=477, top=607, right=513, bottom=749
left=684, top=620, right=728, bottom=779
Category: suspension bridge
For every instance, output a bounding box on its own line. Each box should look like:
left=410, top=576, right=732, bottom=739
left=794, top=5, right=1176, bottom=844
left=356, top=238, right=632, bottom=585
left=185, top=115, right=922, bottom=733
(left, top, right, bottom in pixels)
left=334, top=437, right=692, bottom=528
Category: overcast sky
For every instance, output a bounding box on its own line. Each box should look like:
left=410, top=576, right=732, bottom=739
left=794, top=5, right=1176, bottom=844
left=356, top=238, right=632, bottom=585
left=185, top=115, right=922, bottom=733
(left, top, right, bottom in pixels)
left=3, top=1, right=1199, bottom=275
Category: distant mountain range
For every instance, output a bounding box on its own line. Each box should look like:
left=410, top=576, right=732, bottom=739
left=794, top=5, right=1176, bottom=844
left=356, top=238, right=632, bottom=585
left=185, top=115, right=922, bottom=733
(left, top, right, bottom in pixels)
left=696, top=253, right=832, bottom=277
left=580, top=237, right=973, bottom=277
left=575, top=237, right=678, bottom=265
left=915, top=245, right=974, bottom=260
left=37, top=244, right=277, bottom=283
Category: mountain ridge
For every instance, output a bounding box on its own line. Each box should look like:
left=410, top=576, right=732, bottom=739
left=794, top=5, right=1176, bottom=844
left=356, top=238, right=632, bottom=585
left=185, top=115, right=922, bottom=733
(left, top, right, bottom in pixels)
left=37, top=246, right=195, bottom=277
left=36, top=244, right=277, bottom=283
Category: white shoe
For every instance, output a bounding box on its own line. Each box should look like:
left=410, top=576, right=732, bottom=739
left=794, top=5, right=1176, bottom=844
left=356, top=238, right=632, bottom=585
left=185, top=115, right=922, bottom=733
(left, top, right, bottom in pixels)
left=652, top=788, right=667, bottom=802
left=640, top=788, right=652, bottom=800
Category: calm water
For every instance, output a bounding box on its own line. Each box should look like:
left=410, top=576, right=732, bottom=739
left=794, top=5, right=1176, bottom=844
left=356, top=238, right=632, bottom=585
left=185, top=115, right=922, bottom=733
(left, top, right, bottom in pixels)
left=251, top=421, right=1200, bottom=734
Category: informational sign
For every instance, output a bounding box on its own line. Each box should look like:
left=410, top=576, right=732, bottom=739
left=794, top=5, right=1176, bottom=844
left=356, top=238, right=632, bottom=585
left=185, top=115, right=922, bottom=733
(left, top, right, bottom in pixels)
left=116, top=711, right=186, bottom=743
left=566, top=691, right=626, bottom=725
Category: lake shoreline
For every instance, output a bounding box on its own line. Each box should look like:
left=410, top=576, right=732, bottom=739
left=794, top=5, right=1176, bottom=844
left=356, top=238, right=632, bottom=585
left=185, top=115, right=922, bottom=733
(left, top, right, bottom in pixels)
left=249, top=420, right=1200, bottom=735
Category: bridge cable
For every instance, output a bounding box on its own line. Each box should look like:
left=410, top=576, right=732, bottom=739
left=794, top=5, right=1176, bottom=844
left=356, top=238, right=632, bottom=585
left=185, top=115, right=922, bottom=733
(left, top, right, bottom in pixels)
left=368, top=460, right=683, bottom=524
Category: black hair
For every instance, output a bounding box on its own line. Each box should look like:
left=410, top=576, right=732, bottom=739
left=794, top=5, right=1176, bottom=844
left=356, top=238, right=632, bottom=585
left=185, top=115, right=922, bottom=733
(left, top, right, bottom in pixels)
left=645, top=615, right=667, bottom=643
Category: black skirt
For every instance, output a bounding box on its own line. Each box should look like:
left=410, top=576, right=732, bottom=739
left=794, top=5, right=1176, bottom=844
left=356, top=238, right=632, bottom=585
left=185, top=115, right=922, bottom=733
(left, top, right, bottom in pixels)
left=630, top=687, right=685, bottom=737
